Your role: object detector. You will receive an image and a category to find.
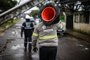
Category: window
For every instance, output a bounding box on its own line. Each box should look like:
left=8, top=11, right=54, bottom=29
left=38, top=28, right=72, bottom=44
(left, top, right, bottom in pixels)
left=84, top=12, right=89, bottom=24
left=74, top=14, right=79, bottom=23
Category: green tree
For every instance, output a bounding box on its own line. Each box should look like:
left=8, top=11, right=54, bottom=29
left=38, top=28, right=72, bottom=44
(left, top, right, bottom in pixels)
left=0, top=0, right=17, bottom=13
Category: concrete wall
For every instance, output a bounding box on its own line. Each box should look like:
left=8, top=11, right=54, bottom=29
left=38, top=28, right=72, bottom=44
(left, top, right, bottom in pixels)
left=74, top=23, right=90, bottom=34
left=73, top=12, right=90, bottom=34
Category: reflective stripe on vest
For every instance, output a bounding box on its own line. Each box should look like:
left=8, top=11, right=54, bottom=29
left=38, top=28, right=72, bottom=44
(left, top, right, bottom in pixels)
left=24, top=27, right=33, bottom=29
left=32, top=32, right=38, bottom=36
left=39, top=35, right=57, bottom=40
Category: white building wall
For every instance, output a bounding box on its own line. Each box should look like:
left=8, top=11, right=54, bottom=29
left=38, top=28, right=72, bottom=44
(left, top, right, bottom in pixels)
left=73, top=13, right=90, bottom=34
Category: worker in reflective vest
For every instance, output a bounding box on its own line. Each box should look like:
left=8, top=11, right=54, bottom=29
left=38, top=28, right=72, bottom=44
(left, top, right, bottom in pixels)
left=32, top=1, right=62, bottom=60
left=32, top=22, right=63, bottom=60
left=21, top=17, right=34, bottom=52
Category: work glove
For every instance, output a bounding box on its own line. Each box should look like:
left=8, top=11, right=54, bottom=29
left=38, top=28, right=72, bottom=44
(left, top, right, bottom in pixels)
left=33, top=47, right=38, bottom=53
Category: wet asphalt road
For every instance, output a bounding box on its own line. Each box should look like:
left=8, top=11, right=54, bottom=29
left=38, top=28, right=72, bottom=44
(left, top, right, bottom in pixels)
left=57, top=36, right=90, bottom=60
left=0, top=19, right=90, bottom=60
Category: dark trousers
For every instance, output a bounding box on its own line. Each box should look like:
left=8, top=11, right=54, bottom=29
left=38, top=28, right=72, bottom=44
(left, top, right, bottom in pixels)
left=24, top=36, right=32, bottom=52
left=39, top=46, right=57, bottom=60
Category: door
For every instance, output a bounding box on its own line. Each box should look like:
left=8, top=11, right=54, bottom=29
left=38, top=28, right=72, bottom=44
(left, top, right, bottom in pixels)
left=66, top=15, right=73, bottom=29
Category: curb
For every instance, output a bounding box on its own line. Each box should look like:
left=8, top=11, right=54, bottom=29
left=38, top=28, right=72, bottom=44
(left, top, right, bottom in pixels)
left=66, top=30, right=90, bottom=43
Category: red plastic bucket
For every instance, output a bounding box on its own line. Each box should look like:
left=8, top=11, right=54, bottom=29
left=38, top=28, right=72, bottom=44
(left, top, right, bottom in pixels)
left=41, top=7, right=56, bottom=22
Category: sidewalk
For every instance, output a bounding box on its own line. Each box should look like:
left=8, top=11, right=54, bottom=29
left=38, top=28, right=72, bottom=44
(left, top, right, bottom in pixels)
left=66, top=30, right=90, bottom=43
left=0, top=19, right=20, bottom=53
left=0, top=37, right=7, bottom=53
left=0, top=31, right=7, bottom=53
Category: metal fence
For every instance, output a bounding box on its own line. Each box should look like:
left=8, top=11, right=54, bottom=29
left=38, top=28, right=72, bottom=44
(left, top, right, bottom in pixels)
left=0, top=0, right=42, bottom=25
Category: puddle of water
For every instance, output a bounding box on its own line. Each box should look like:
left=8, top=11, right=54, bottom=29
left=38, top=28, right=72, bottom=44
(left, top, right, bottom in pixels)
left=11, top=44, right=24, bottom=50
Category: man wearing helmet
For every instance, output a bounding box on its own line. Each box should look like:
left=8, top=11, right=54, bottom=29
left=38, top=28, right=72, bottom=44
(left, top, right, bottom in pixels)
left=21, top=14, right=34, bottom=53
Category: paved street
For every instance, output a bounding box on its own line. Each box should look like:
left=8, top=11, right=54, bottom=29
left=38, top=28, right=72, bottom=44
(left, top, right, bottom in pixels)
left=57, top=36, right=90, bottom=60
left=0, top=19, right=90, bottom=60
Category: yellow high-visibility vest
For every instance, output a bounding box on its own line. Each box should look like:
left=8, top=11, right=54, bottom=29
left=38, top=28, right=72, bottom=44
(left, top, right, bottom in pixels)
left=32, top=32, right=38, bottom=36
left=39, top=35, right=57, bottom=40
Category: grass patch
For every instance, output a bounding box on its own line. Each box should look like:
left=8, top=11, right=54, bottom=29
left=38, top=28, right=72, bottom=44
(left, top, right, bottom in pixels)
left=0, top=18, right=20, bottom=32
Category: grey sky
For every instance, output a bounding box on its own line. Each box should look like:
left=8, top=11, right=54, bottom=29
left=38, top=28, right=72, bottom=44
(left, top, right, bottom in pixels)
left=17, top=0, right=29, bottom=5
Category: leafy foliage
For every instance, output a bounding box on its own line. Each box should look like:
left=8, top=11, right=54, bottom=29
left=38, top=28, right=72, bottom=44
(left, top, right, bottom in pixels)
left=0, top=0, right=17, bottom=13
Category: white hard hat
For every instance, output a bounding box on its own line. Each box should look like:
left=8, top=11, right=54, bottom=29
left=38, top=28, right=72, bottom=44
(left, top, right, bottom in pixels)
left=25, top=14, right=34, bottom=21
left=25, top=14, right=31, bottom=19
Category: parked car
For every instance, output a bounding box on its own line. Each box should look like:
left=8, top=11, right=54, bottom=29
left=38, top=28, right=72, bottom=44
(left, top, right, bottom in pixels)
left=57, top=21, right=66, bottom=36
